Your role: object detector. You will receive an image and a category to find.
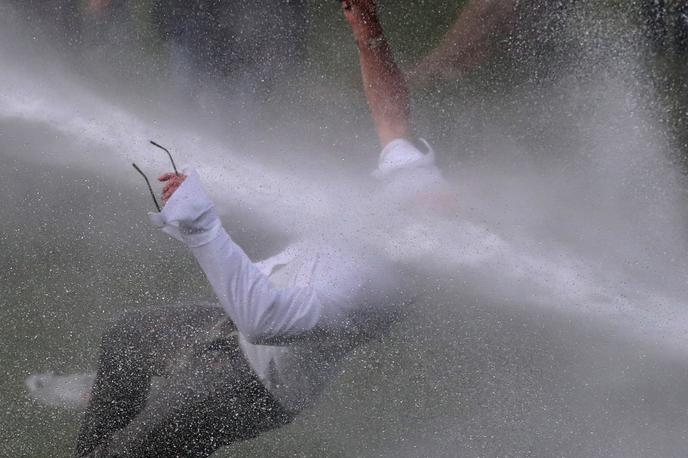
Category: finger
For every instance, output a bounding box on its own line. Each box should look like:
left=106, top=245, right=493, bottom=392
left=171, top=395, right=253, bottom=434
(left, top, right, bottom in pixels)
left=162, top=184, right=177, bottom=200
left=162, top=178, right=180, bottom=191
left=162, top=181, right=181, bottom=201
left=164, top=176, right=185, bottom=191
left=158, top=172, right=177, bottom=182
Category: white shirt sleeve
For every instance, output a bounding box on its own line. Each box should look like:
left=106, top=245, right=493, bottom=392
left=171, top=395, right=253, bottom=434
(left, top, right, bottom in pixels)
left=373, top=138, right=438, bottom=179
left=148, top=170, right=322, bottom=345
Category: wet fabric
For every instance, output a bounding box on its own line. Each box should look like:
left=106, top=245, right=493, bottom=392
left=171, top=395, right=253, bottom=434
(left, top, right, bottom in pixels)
left=151, top=0, right=308, bottom=81
left=73, top=304, right=293, bottom=457
left=148, top=139, right=440, bottom=411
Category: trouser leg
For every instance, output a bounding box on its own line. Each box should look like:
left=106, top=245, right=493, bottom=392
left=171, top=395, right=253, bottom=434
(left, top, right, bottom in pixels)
left=101, top=334, right=294, bottom=457
left=73, top=305, right=227, bottom=457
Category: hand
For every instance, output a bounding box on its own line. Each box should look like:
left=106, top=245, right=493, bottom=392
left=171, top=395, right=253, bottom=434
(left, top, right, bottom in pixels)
left=342, top=0, right=381, bottom=39
left=158, top=172, right=187, bottom=203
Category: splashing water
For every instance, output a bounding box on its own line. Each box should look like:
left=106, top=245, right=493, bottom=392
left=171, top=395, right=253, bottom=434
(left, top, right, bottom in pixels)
left=3, top=14, right=686, bottom=351
left=3, top=2, right=688, bottom=456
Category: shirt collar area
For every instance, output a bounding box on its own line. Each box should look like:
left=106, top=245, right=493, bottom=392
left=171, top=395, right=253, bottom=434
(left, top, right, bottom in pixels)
left=373, top=138, right=436, bottom=179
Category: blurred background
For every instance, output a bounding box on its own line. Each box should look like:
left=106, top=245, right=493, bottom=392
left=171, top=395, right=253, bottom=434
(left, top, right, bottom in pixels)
left=3, top=1, right=688, bottom=456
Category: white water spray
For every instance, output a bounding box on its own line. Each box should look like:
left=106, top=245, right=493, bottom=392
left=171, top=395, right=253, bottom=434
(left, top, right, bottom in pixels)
left=3, top=24, right=687, bottom=355
left=3, top=3, right=688, bottom=456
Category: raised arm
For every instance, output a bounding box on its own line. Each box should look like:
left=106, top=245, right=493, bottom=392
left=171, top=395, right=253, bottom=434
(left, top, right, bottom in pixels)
left=153, top=171, right=323, bottom=345
left=407, top=0, right=517, bottom=86
left=343, top=0, right=411, bottom=147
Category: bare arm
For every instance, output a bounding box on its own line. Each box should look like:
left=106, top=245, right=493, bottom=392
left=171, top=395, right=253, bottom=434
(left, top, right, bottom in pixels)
left=408, top=0, right=517, bottom=85
left=343, top=0, right=410, bottom=148
left=86, top=0, right=112, bottom=15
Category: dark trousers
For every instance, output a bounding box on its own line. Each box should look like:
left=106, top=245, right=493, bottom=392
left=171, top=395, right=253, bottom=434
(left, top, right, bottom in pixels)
left=74, top=305, right=294, bottom=457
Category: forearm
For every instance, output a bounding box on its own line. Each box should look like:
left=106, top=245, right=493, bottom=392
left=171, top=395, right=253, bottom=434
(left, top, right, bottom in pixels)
left=411, top=0, right=517, bottom=82
left=351, top=15, right=411, bottom=147
left=190, top=229, right=322, bottom=345
left=148, top=170, right=322, bottom=345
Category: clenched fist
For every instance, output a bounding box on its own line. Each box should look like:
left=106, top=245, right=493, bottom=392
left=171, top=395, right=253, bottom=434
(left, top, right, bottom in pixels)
left=158, top=172, right=187, bottom=203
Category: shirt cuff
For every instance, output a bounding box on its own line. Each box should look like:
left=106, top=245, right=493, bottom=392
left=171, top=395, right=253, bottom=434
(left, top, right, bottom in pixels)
left=373, top=138, right=436, bottom=179
left=148, top=168, right=222, bottom=247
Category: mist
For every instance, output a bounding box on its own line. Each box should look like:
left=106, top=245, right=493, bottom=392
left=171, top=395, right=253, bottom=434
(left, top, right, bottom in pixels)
left=3, top=1, right=688, bottom=456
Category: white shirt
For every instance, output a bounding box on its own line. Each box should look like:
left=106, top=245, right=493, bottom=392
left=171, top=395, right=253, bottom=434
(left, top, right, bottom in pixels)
left=149, top=138, right=443, bottom=411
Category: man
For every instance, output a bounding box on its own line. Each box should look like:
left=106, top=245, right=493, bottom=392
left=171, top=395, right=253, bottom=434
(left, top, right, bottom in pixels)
left=74, top=0, right=446, bottom=456
left=153, top=0, right=308, bottom=77
left=81, top=0, right=307, bottom=101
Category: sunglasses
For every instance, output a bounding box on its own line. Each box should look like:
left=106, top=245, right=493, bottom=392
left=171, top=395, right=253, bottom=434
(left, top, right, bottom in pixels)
left=132, top=141, right=179, bottom=212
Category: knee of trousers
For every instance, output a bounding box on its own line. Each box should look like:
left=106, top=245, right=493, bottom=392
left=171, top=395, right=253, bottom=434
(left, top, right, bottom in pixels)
left=100, top=310, right=148, bottom=351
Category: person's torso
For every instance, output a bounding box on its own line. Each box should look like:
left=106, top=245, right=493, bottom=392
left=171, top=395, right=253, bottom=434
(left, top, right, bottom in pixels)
left=240, top=240, right=404, bottom=412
